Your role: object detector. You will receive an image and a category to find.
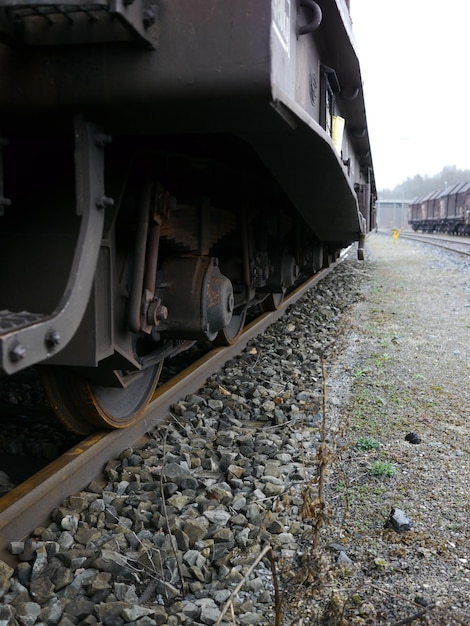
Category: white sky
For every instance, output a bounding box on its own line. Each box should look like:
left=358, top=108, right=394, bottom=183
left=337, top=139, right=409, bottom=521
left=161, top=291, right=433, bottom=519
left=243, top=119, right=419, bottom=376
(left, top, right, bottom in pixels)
left=350, top=0, right=470, bottom=190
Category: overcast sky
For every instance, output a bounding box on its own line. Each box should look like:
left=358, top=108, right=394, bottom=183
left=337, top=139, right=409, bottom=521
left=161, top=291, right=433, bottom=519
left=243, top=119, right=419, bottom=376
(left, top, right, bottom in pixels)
left=350, top=0, right=470, bottom=190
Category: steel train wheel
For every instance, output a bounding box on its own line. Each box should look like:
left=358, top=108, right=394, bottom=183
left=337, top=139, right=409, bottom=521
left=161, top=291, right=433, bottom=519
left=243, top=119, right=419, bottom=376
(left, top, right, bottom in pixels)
left=214, top=308, right=247, bottom=346
left=41, top=363, right=162, bottom=434
left=261, top=292, right=285, bottom=311
left=41, top=367, right=96, bottom=436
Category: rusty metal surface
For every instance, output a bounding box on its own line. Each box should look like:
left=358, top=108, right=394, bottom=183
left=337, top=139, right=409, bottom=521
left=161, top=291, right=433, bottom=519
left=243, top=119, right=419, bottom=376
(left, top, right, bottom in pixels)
left=0, top=259, right=340, bottom=565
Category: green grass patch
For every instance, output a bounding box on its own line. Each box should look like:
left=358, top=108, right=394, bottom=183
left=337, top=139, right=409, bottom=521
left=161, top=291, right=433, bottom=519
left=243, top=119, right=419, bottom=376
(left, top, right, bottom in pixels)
left=369, top=461, right=396, bottom=477
left=357, top=436, right=380, bottom=451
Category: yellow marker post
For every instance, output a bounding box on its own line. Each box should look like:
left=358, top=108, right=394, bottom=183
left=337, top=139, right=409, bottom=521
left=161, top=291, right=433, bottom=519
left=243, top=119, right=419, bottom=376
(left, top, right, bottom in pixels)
left=392, top=229, right=399, bottom=243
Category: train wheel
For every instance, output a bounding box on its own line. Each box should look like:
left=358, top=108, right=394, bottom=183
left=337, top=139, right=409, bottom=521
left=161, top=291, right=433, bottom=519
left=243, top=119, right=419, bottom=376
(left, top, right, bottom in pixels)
left=41, top=363, right=162, bottom=434
left=261, top=292, right=285, bottom=311
left=41, top=367, right=96, bottom=436
left=214, top=308, right=247, bottom=346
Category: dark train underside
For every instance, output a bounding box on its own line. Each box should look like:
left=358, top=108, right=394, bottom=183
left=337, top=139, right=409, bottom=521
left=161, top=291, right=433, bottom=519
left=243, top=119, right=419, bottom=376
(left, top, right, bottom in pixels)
left=0, top=123, right=337, bottom=433
left=0, top=0, right=375, bottom=433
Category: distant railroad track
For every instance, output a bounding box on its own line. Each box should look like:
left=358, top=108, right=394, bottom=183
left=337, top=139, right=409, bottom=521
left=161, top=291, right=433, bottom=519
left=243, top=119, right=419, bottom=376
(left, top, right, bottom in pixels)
left=0, top=252, right=349, bottom=565
left=385, top=230, right=470, bottom=257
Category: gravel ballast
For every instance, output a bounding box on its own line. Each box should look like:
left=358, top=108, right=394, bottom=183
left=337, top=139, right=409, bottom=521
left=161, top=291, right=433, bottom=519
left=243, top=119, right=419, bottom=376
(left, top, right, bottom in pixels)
left=0, top=233, right=468, bottom=625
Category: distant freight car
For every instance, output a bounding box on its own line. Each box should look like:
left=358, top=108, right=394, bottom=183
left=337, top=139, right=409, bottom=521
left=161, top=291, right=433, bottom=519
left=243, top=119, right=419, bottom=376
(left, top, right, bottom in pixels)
left=409, top=183, right=470, bottom=235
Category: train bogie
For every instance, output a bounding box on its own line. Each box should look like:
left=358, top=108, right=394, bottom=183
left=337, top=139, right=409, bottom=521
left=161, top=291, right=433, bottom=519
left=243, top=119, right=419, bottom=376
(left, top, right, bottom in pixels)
left=0, top=1, right=375, bottom=431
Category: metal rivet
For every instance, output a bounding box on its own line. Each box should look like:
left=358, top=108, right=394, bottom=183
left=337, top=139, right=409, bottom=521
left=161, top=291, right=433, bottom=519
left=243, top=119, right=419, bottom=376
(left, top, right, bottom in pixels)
left=45, top=329, right=61, bottom=348
left=10, top=343, right=26, bottom=362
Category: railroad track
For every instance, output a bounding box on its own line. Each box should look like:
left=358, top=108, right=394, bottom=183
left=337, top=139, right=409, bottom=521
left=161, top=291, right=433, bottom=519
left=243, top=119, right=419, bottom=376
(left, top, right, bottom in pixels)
left=392, top=231, right=470, bottom=257
left=0, top=255, right=346, bottom=566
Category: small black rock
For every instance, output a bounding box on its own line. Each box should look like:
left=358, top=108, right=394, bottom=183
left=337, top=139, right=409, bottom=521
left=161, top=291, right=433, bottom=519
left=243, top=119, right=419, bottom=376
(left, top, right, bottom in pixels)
left=384, top=508, right=412, bottom=533
left=405, top=432, right=421, bottom=444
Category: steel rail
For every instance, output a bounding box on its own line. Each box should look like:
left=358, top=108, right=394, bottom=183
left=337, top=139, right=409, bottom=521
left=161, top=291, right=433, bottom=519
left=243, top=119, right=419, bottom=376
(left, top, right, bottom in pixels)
left=0, top=256, right=344, bottom=565
left=389, top=232, right=470, bottom=257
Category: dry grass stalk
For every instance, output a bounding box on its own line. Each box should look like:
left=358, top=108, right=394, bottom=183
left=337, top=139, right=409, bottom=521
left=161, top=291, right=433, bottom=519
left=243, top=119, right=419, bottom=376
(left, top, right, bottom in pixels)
left=215, top=544, right=277, bottom=625
left=300, top=356, right=334, bottom=550
left=159, top=428, right=187, bottom=595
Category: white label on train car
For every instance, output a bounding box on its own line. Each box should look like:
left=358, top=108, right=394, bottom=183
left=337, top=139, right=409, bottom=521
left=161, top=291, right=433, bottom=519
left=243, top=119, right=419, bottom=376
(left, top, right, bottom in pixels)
left=272, top=0, right=290, bottom=54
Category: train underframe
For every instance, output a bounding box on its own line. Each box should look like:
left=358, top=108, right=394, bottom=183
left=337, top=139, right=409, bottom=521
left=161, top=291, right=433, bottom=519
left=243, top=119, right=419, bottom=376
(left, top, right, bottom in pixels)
left=0, top=118, right=342, bottom=434
left=410, top=218, right=470, bottom=236
left=0, top=0, right=377, bottom=433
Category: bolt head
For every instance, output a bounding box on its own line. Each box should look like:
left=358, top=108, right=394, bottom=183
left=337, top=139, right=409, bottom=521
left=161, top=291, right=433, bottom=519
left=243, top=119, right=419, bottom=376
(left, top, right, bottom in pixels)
left=46, top=330, right=61, bottom=348
left=10, top=343, right=26, bottom=362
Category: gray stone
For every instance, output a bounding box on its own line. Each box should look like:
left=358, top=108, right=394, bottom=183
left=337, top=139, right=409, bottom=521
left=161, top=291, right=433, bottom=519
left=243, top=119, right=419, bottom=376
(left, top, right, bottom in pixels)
left=55, top=548, right=93, bottom=570
left=114, top=583, right=139, bottom=604
left=185, top=394, right=207, bottom=406
left=177, top=476, right=199, bottom=491
left=337, top=551, right=353, bottom=566
left=84, top=572, right=113, bottom=595
left=152, top=606, right=170, bottom=626
left=208, top=399, right=224, bottom=410
left=203, top=509, right=231, bottom=526
left=181, top=600, right=200, bottom=619
left=74, top=527, right=102, bottom=546
left=13, top=602, right=42, bottom=626
left=267, top=519, right=284, bottom=534
left=197, top=599, right=221, bottom=626
left=0, top=605, right=16, bottom=624
left=212, top=527, right=234, bottom=545
left=30, top=545, right=49, bottom=580
left=207, top=483, right=233, bottom=504
left=183, top=518, right=210, bottom=545
left=189, top=565, right=208, bottom=582
left=63, top=598, right=96, bottom=620
left=274, top=532, right=295, bottom=545
left=166, top=494, right=191, bottom=511
left=162, top=482, right=178, bottom=498
left=56, top=616, right=76, bottom=626
left=183, top=549, right=206, bottom=569
left=40, top=599, right=64, bottom=625
left=94, top=601, right=129, bottom=625
left=29, top=576, right=55, bottom=604
left=57, top=532, right=74, bottom=551
left=227, top=464, right=244, bottom=479
left=15, top=562, right=31, bottom=587
left=172, top=527, right=190, bottom=551
left=262, top=482, right=284, bottom=497
left=238, top=611, right=264, bottom=624
left=133, top=618, right=157, bottom=626
left=384, top=508, right=412, bottom=533
left=60, top=514, right=79, bottom=533
left=9, top=541, right=25, bottom=555
left=122, top=606, right=155, bottom=621
left=51, top=565, right=74, bottom=591
left=65, top=493, right=89, bottom=513
left=0, top=559, right=14, bottom=599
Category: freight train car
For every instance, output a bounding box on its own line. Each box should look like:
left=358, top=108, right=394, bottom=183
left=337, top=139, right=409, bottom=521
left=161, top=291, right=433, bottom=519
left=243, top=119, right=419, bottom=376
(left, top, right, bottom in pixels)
left=0, top=0, right=375, bottom=433
left=409, top=182, right=470, bottom=235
